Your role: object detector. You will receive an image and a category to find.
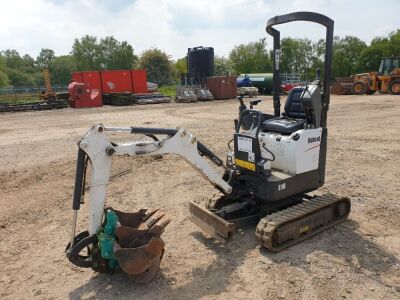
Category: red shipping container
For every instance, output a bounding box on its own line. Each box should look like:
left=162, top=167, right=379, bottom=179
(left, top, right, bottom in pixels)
left=72, top=72, right=83, bottom=83
left=101, top=70, right=133, bottom=94
left=131, top=69, right=147, bottom=93
left=207, top=76, right=237, bottom=100
left=82, top=71, right=102, bottom=92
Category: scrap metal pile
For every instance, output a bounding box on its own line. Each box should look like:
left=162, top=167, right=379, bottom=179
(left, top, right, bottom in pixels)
left=175, top=86, right=213, bottom=103
left=103, top=93, right=171, bottom=106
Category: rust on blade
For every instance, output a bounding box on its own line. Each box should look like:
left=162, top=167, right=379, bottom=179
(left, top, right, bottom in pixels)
left=188, top=201, right=235, bottom=242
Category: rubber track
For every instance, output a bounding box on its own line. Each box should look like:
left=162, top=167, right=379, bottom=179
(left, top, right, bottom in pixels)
left=255, top=194, right=351, bottom=252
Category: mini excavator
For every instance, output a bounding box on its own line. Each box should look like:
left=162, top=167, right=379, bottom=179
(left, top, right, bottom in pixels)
left=66, top=12, right=351, bottom=282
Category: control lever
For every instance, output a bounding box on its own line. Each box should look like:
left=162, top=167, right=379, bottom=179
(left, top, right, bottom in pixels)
left=250, top=99, right=261, bottom=109
left=237, top=96, right=247, bottom=113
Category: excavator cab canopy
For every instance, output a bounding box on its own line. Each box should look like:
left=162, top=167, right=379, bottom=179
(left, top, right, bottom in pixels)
left=378, top=56, right=400, bottom=75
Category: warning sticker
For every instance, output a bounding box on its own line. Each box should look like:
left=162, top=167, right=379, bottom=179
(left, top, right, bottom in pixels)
left=237, top=137, right=253, bottom=153
left=235, top=158, right=256, bottom=171
left=248, top=152, right=255, bottom=162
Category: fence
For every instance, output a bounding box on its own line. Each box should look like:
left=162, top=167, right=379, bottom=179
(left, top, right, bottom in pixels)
left=0, top=85, right=68, bottom=104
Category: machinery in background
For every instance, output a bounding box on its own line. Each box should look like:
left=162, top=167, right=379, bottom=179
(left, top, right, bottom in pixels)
left=237, top=73, right=303, bottom=95
left=237, top=86, right=259, bottom=97
left=237, top=73, right=274, bottom=94
left=69, top=69, right=171, bottom=108
left=331, top=56, right=400, bottom=95
left=237, top=75, right=259, bottom=97
left=66, top=12, right=350, bottom=282
left=68, top=81, right=102, bottom=108
left=40, top=68, right=57, bottom=101
left=175, top=86, right=198, bottom=103
left=0, top=69, right=68, bottom=113
left=193, top=85, right=214, bottom=101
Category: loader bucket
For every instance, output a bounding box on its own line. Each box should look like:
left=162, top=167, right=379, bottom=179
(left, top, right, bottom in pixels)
left=188, top=201, right=235, bottom=242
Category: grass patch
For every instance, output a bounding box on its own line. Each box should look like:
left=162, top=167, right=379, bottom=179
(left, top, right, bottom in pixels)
left=158, top=85, right=176, bottom=98
left=0, top=94, right=41, bottom=105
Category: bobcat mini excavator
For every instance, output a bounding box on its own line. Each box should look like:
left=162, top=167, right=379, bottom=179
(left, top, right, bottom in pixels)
left=66, top=12, right=351, bottom=282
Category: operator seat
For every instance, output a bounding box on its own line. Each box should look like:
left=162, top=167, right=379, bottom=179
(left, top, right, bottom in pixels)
left=262, top=87, right=306, bottom=134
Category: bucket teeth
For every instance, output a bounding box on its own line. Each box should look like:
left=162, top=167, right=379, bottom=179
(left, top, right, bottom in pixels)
left=149, top=218, right=171, bottom=235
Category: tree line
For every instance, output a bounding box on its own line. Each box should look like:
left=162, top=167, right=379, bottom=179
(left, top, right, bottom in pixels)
left=0, top=30, right=398, bottom=88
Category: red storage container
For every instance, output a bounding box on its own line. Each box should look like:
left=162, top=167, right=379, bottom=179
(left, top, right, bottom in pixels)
left=207, top=76, right=237, bottom=99
left=72, top=72, right=83, bottom=83
left=101, top=70, right=133, bottom=94
left=131, top=69, right=147, bottom=93
left=82, top=71, right=102, bottom=92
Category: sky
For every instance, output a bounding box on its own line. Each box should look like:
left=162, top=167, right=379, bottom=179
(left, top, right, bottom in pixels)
left=0, top=0, right=399, bottom=60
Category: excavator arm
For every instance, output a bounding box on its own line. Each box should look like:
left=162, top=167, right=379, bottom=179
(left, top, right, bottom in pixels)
left=74, top=124, right=231, bottom=235
left=66, top=124, right=233, bottom=281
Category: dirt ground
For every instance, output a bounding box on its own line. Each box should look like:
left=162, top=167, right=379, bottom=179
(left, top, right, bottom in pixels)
left=0, top=94, right=399, bottom=300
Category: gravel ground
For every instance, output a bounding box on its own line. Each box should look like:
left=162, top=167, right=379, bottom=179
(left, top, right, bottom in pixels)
left=0, top=94, right=399, bottom=299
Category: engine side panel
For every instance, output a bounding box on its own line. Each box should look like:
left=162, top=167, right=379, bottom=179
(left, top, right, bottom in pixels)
left=259, top=128, right=322, bottom=175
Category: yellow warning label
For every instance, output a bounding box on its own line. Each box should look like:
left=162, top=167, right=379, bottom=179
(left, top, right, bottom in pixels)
left=235, top=158, right=256, bottom=171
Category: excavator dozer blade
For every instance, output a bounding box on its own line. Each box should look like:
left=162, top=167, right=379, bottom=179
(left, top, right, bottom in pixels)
left=188, top=201, right=235, bottom=242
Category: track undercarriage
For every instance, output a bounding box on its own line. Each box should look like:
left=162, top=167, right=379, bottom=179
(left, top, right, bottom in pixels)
left=189, top=193, right=351, bottom=252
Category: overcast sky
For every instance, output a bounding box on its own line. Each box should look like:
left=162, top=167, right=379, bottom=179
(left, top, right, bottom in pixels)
left=1, top=0, right=399, bottom=60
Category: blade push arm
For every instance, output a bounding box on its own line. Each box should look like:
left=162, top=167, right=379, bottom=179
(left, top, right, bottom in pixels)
left=75, top=124, right=232, bottom=235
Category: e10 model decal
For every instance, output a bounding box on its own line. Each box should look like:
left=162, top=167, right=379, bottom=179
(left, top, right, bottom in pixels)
left=308, top=136, right=321, bottom=143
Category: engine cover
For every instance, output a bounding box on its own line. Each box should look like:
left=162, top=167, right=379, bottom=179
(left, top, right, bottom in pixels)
left=259, top=128, right=322, bottom=175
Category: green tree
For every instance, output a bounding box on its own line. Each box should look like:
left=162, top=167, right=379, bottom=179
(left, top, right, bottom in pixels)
left=98, top=36, right=137, bottom=69
left=332, top=36, right=366, bottom=78
left=0, top=56, right=9, bottom=87
left=21, top=54, right=36, bottom=73
left=1, top=49, right=24, bottom=69
left=5, top=68, right=36, bottom=86
left=36, top=48, right=55, bottom=68
left=229, top=38, right=272, bottom=74
left=358, top=30, right=400, bottom=73
left=71, top=35, right=101, bottom=70
left=387, top=30, right=400, bottom=55
left=0, top=70, right=8, bottom=87
left=214, top=56, right=232, bottom=76
left=138, top=48, right=175, bottom=85
left=49, top=55, right=76, bottom=85
left=174, top=57, right=187, bottom=75
left=71, top=35, right=136, bottom=71
left=280, top=38, right=314, bottom=78
left=1, top=50, right=40, bottom=86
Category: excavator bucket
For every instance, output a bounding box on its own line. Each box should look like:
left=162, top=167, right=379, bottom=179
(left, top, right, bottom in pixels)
left=102, top=208, right=170, bottom=282
left=188, top=201, right=235, bottom=242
